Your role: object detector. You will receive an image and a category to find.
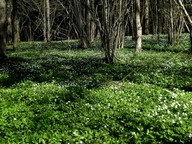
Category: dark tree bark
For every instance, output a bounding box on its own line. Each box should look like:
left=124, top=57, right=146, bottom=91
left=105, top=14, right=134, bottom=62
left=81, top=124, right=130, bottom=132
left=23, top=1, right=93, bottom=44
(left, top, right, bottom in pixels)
left=97, top=0, right=126, bottom=63
left=0, top=0, right=7, bottom=58
left=129, top=3, right=136, bottom=40
left=6, top=0, right=13, bottom=44
left=168, top=0, right=175, bottom=45
left=69, top=0, right=95, bottom=48
left=144, top=0, right=149, bottom=35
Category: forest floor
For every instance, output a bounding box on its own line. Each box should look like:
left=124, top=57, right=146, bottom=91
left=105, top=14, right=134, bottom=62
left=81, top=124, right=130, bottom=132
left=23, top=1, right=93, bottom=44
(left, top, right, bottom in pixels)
left=0, top=34, right=192, bottom=143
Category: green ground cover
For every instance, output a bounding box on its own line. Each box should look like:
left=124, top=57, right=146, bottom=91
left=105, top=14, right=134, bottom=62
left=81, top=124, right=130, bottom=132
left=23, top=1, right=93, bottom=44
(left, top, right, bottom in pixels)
left=0, top=35, right=192, bottom=143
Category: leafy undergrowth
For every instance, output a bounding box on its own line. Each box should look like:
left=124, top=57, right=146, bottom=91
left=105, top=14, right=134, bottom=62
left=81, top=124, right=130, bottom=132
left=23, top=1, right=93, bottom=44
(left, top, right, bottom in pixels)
left=125, top=34, right=190, bottom=53
left=0, top=36, right=192, bottom=143
left=0, top=81, right=192, bottom=143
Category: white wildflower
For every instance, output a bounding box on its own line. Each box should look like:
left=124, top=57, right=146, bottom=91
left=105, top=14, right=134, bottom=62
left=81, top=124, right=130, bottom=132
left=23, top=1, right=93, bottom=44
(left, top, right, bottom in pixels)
left=172, top=120, right=175, bottom=124
left=189, top=133, right=192, bottom=138
left=73, top=131, right=78, bottom=136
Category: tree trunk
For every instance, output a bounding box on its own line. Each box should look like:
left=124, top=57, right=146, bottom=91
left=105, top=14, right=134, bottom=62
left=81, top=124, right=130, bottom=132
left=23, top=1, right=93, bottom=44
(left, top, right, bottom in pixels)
left=118, top=0, right=125, bottom=49
left=46, top=0, right=51, bottom=42
left=130, top=3, right=136, bottom=40
left=98, top=0, right=125, bottom=63
left=70, top=0, right=91, bottom=48
left=157, top=0, right=163, bottom=40
left=86, top=0, right=95, bottom=43
left=144, top=0, right=149, bottom=35
left=152, top=0, right=158, bottom=40
left=0, top=0, right=7, bottom=58
left=6, top=0, right=13, bottom=44
left=12, top=0, right=19, bottom=51
left=168, top=0, right=175, bottom=45
left=176, top=0, right=192, bottom=51
left=43, top=0, right=51, bottom=42
left=43, top=0, right=47, bottom=42
left=135, top=0, right=142, bottom=53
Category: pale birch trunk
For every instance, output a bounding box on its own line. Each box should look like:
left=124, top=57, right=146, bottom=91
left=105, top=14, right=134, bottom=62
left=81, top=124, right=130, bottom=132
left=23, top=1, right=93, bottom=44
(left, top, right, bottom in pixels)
left=46, top=0, right=51, bottom=42
left=135, top=0, right=142, bottom=53
left=12, top=0, right=19, bottom=51
left=43, top=0, right=51, bottom=42
left=43, top=0, right=47, bottom=42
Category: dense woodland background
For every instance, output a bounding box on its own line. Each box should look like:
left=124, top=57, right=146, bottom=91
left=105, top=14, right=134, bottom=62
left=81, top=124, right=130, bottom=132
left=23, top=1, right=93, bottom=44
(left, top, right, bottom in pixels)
left=0, top=0, right=192, bottom=63
left=0, top=0, right=192, bottom=143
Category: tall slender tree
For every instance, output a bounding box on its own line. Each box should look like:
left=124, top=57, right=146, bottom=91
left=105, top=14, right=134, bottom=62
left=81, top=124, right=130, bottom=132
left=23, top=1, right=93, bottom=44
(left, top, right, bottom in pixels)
left=43, top=0, right=51, bottom=42
left=144, top=0, right=149, bottom=35
left=168, top=0, right=175, bottom=45
left=46, top=0, right=51, bottom=42
left=12, top=0, right=20, bottom=50
left=135, top=0, right=142, bottom=52
left=6, top=0, right=13, bottom=44
left=0, top=0, right=7, bottom=58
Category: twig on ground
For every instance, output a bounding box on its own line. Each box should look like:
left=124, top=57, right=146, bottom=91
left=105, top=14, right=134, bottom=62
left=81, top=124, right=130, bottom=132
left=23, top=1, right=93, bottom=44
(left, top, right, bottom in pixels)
left=96, top=81, right=129, bottom=88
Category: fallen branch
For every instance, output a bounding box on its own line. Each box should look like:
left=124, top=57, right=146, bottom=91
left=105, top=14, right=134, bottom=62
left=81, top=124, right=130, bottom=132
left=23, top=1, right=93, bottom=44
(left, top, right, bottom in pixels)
left=96, top=81, right=129, bottom=88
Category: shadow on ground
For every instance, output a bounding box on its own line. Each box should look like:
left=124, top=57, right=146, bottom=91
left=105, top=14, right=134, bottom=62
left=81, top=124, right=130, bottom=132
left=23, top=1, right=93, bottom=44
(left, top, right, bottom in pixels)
left=0, top=51, right=191, bottom=91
